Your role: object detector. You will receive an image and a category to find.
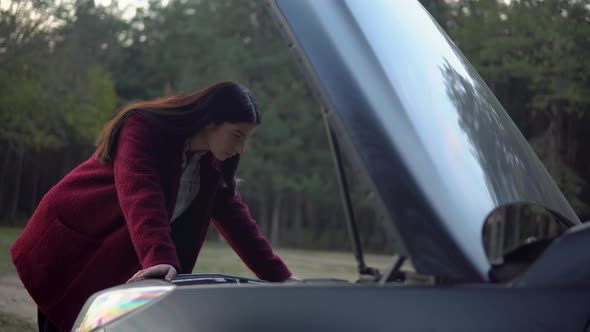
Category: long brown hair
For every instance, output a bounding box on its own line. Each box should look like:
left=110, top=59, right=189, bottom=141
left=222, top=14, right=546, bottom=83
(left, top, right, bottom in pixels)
left=95, top=81, right=261, bottom=195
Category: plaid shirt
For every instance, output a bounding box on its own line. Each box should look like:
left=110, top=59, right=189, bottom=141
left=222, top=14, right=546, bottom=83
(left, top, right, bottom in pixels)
left=171, top=141, right=206, bottom=222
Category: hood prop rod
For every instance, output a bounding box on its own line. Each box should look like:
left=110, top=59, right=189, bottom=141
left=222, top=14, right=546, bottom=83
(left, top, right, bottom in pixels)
left=322, top=109, right=381, bottom=280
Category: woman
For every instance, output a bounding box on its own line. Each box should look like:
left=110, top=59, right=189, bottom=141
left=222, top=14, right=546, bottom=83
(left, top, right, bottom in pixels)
left=11, top=81, right=294, bottom=332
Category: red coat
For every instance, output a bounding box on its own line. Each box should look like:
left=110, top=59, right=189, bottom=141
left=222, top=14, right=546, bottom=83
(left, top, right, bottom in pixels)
left=10, top=114, right=291, bottom=331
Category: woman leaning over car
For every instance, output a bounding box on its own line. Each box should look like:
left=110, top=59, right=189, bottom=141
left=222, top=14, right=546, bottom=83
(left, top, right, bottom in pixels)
left=10, top=81, right=295, bottom=332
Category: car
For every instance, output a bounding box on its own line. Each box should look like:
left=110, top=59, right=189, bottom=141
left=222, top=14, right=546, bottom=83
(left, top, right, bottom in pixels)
left=72, top=1, right=590, bottom=331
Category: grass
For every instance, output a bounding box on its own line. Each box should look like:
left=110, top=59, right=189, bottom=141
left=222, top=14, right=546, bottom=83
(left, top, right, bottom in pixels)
left=195, top=241, right=393, bottom=280
left=0, top=227, right=20, bottom=276
left=1, top=227, right=393, bottom=280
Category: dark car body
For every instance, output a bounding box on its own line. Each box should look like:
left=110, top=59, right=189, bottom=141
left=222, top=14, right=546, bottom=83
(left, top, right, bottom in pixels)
left=72, top=1, right=590, bottom=331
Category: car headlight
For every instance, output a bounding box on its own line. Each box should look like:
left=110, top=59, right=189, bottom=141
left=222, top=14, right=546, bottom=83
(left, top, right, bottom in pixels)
left=73, top=284, right=174, bottom=332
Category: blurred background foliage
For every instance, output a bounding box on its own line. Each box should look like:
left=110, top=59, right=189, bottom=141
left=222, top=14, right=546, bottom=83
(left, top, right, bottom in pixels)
left=0, top=0, right=589, bottom=254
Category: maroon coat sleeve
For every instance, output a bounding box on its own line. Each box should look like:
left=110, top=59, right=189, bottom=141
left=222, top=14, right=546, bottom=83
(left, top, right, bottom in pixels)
left=212, top=192, right=292, bottom=282
left=113, top=114, right=180, bottom=271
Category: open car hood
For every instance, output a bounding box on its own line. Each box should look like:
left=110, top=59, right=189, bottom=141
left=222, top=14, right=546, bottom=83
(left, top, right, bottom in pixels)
left=269, top=0, right=580, bottom=281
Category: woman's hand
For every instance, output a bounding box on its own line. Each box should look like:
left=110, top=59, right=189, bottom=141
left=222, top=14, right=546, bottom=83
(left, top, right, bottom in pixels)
left=126, top=264, right=177, bottom=283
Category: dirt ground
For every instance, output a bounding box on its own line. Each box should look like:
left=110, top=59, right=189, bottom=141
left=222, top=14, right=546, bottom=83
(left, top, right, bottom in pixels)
left=0, top=274, right=36, bottom=327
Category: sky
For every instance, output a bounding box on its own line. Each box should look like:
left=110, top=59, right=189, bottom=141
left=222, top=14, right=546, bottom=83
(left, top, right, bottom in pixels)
left=0, top=0, right=161, bottom=21
left=94, top=0, right=169, bottom=19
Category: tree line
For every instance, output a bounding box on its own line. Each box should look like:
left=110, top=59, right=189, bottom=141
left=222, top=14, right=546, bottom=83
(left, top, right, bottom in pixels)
left=1, top=0, right=588, bottom=253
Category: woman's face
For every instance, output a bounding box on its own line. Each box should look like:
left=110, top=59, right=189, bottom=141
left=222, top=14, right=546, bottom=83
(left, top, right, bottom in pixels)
left=203, top=122, right=257, bottom=161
